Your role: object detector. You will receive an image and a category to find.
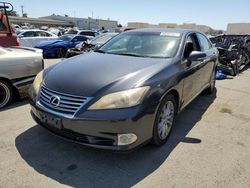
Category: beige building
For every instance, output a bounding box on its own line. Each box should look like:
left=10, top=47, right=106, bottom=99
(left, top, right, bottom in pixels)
left=9, top=16, right=73, bottom=27
left=227, top=23, right=250, bottom=34
left=158, top=23, right=178, bottom=28
left=127, top=22, right=150, bottom=28
left=127, top=22, right=213, bottom=33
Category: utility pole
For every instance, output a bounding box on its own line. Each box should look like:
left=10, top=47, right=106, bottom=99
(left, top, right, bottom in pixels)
left=21, top=5, right=24, bottom=17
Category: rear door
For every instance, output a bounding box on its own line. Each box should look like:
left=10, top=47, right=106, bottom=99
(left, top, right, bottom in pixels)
left=33, top=31, right=58, bottom=47
left=19, top=31, right=36, bottom=47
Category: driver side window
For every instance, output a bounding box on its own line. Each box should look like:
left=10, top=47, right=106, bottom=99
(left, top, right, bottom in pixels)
left=183, top=34, right=199, bottom=59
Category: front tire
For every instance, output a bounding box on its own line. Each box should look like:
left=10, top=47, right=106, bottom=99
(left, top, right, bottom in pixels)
left=152, top=94, right=177, bottom=146
left=0, top=80, right=13, bottom=109
left=56, top=47, right=66, bottom=58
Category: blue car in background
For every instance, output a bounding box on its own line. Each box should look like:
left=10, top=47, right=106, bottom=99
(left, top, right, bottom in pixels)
left=35, top=34, right=90, bottom=58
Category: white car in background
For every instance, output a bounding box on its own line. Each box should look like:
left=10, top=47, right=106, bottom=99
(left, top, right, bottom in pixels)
left=48, top=28, right=62, bottom=36
left=66, top=29, right=99, bottom=38
left=17, top=29, right=58, bottom=47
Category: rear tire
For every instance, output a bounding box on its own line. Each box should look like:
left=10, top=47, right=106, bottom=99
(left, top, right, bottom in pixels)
left=152, top=94, right=177, bottom=146
left=0, top=80, right=13, bottom=109
left=56, top=47, right=66, bottom=58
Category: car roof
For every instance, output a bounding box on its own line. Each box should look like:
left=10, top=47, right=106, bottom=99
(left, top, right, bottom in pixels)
left=61, top=34, right=91, bottom=38
left=125, top=28, right=200, bottom=34
left=20, top=29, right=46, bottom=32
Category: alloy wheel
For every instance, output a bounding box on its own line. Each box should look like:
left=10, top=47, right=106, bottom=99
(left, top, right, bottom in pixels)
left=0, top=82, right=11, bottom=108
left=157, top=100, right=175, bottom=140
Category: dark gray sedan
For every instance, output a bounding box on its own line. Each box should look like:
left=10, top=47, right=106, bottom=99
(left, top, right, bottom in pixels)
left=29, top=29, right=218, bottom=151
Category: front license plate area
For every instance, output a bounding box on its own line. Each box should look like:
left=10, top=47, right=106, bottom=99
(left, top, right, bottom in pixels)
left=40, top=112, right=62, bottom=129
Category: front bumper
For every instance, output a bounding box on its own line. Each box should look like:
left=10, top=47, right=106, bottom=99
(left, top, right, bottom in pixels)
left=30, top=100, right=155, bottom=151
left=35, top=47, right=57, bottom=57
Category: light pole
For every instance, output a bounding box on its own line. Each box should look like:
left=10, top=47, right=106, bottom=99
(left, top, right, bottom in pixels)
left=21, top=5, right=24, bottom=17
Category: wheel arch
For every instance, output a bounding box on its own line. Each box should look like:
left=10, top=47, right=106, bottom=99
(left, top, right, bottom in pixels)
left=159, top=88, right=180, bottom=114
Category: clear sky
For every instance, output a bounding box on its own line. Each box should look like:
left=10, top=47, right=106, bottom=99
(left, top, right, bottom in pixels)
left=8, top=0, right=250, bottom=30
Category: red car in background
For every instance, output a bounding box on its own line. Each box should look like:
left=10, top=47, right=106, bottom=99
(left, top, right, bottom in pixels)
left=111, top=27, right=136, bottom=33
left=0, top=2, right=19, bottom=47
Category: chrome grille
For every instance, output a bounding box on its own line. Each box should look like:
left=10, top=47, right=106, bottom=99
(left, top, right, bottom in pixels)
left=38, top=86, right=90, bottom=116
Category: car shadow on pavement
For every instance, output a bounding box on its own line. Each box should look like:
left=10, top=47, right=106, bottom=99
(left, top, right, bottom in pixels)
left=15, top=90, right=217, bottom=188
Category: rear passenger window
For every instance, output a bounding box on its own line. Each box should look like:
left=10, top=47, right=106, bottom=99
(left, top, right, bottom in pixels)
left=197, top=33, right=211, bottom=51
left=22, top=31, right=35, bottom=37
left=36, top=31, right=52, bottom=37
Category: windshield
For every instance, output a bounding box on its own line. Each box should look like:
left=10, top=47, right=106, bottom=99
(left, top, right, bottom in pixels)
left=58, top=35, right=74, bottom=41
left=98, top=32, right=181, bottom=58
left=67, top=30, right=78, bottom=34
left=90, top=34, right=117, bottom=45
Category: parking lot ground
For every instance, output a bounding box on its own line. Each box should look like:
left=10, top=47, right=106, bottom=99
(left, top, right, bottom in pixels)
left=0, top=59, right=250, bottom=188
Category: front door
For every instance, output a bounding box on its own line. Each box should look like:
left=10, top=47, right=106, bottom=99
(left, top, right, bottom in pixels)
left=181, top=33, right=205, bottom=106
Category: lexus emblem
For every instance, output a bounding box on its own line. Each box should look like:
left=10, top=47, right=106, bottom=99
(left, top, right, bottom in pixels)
left=50, top=95, right=60, bottom=107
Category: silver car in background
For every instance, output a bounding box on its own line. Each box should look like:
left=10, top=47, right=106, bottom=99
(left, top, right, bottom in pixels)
left=0, top=47, right=44, bottom=108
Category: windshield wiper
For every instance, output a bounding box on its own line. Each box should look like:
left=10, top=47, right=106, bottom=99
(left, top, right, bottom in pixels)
left=112, top=53, right=145, bottom=57
left=95, top=49, right=106, bottom=54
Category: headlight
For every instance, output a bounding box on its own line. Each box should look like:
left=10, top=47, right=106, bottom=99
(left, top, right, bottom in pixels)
left=33, top=71, right=44, bottom=94
left=88, top=86, right=150, bottom=110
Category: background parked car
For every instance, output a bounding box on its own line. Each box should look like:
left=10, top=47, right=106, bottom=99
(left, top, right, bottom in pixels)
left=0, top=2, right=19, bottom=47
left=0, top=46, right=44, bottom=108
left=11, top=24, right=21, bottom=31
left=109, top=27, right=136, bottom=33
left=35, top=34, right=90, bottom=58
left=48, top=27, right=62, bottom=36
left=66, top=32, right=118, bottom=58
left=17, top=29, right=58, bottom=47
left=66, top=29, right=99, bottom=37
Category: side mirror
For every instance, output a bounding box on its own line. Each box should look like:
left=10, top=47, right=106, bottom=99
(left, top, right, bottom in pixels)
left=19, top=35, right=24, bottom=38
left=186, top=51, right=206, bottom=66
left=72, top=38, right=78, bottom=43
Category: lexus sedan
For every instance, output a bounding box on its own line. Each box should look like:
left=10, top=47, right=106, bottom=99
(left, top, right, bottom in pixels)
left=29, top=29, right=218, bottom=151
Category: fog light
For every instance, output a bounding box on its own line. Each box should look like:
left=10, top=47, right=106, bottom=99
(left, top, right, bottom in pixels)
left=118, top=134, right=137, bottom=146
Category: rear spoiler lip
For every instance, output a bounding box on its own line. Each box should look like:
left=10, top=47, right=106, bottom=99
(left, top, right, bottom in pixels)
left=10, top=46, right=43, bottom=53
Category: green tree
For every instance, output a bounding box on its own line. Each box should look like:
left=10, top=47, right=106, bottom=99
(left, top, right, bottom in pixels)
left=9, top=10, right=19, bottom=17
left=23, top=13, right=28, bottom=18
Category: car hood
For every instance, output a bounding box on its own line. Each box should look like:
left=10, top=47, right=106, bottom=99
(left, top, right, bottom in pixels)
left=35, top=40, right=62, bottom=47
left=44, top=52, right=172, bottom=96
left=3, top=47, right=43, bottom=58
